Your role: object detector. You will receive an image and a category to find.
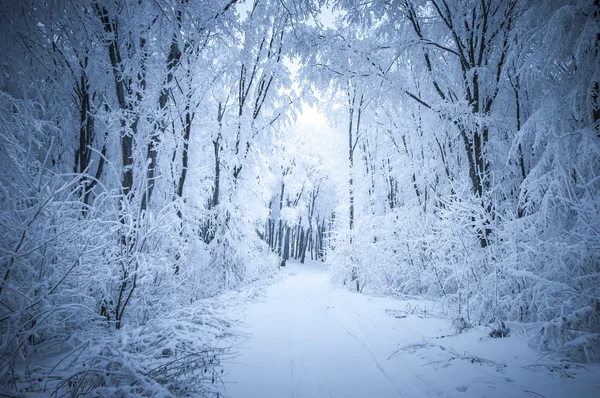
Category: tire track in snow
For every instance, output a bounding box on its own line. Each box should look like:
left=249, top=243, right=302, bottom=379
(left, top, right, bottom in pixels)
left=289, top=343, right=303, bottom=397
left=333, top=316, right=404, bottom=397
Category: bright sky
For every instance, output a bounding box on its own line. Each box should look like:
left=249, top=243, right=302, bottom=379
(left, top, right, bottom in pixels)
left=299, top=102, right=328, bottom=128
left=237, top=0, right=337, bottom=136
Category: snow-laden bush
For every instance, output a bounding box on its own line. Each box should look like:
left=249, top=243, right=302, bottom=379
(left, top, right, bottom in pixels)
left=21, top=308, right=232, bottom=397
left=328, top=214, right=394, bottom=293
left=0, top=90, right=240, bottom=396
left=0, top=93, right=95, bottom=379
left=207, top=203, right=279, bottom=293
left=327, top=164, right=598, bottom=361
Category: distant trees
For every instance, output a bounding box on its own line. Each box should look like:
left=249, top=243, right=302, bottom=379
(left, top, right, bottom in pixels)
left=263, top=118, right=340, bottom=265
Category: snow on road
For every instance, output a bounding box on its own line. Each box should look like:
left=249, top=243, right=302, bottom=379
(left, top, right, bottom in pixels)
left=219, top=261, right=600, bottom=398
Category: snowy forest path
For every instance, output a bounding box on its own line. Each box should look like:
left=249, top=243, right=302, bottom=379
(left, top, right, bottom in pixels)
left=220, top=261, right=426, bottom=397
left=218, top=261, right=600, bottom=398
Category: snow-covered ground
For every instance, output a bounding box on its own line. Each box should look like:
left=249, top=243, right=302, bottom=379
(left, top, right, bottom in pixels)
left=220, top=261, right=600, bottom=398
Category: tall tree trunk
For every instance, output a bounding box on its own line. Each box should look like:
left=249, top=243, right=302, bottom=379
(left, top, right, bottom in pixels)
left=348, top=99, right=355, bottom=231
left=142, top=33, right=181, bottom=212
left=95, top=3, right=148, bottom=329
left=300, top=227, right=309, bottom=264
left=95, top=4, right=138, bottom=197
left=593, top=0, right=600, bottom=138
left=74, top=61, right=107, bottom=208
left=212, top=101, right=226, bottom=208
left=283, top=226, right=290, bottom=262
left=277, top=176, right=286, bottom=259
left=175, top=104, right=192, bottom=220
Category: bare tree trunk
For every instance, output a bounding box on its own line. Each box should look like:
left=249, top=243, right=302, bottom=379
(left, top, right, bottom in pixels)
left=212, top=101, right=226, bottom=208
left=297, top=224, right=303, bottom=259
left=319, top=218, right=326, bottom=260
left=95, top=3, right=148, bottom=329
left=276, top=172, right=288, bottom=263
left=175, top=104, right=192, bottom=220
left=348, top=96, right=355, bottom=231
left=283, top=226, right=290, bottom=262
left=309, top=231, right=314, bottom=260
left=593, top=0, right=600, bottom=138
left=142, top=33, right=181, bottom=212
left=74, top=59, right=107, bottom=208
